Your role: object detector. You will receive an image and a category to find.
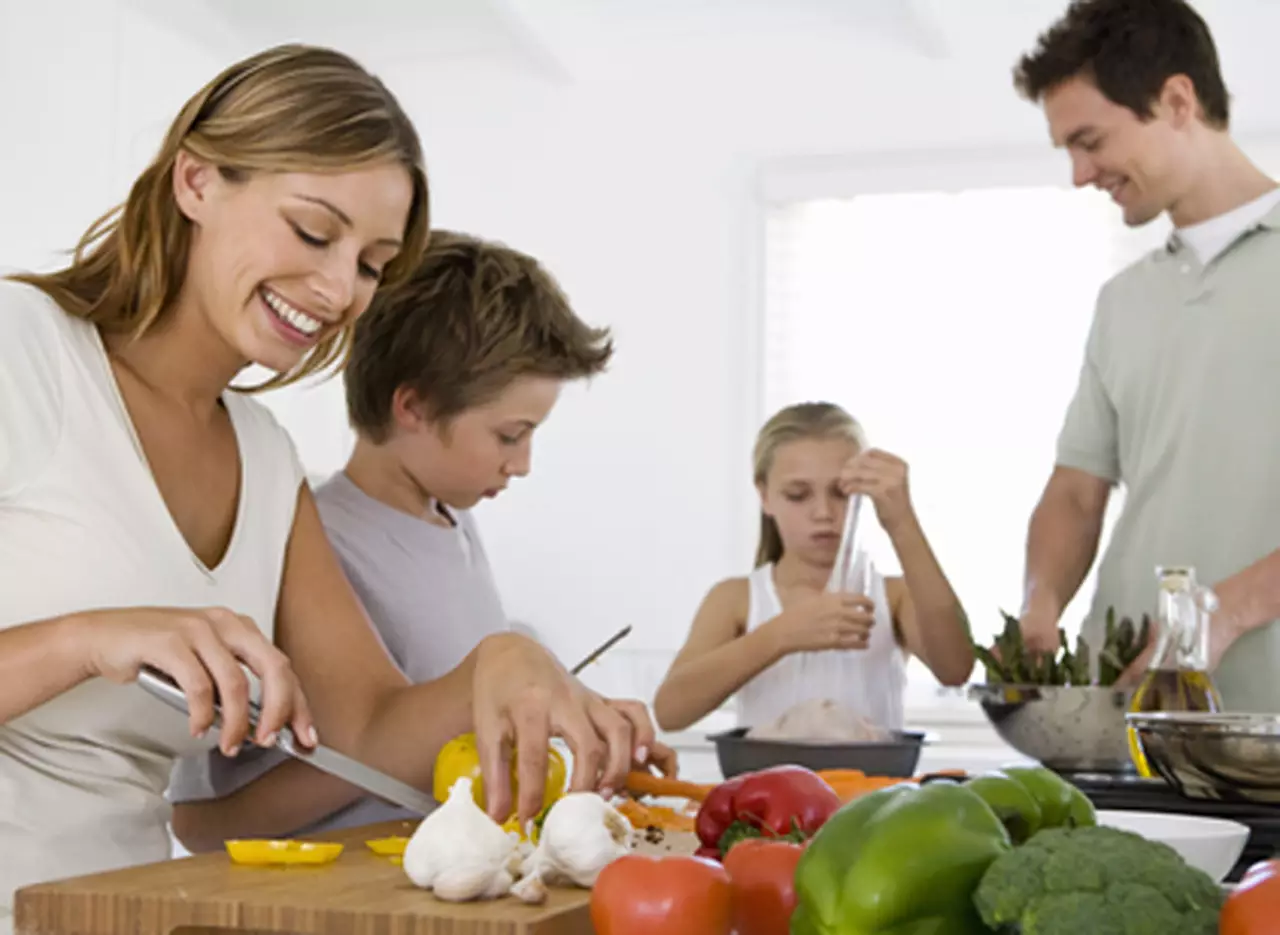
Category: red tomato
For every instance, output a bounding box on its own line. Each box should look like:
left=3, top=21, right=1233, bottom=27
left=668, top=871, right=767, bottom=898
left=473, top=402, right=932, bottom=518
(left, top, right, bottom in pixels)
left=590, top=854, right=734, bottom=935
left=722, top=838, right=803, bottom=935
left=1221, top=859, right=1280, bottom=935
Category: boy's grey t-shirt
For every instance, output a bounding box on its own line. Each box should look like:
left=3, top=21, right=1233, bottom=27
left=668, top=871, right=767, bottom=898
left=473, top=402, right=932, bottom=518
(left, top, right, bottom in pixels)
left=315, top=472, right=509, bottom=684
left=166, top=471, right=510, bottom=835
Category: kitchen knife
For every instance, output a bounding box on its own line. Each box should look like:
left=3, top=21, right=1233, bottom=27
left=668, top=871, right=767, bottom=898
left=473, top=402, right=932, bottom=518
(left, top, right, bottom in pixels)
left=136, top=664, right=437, bottom=817
left=570, top=624, right=632, bottom=675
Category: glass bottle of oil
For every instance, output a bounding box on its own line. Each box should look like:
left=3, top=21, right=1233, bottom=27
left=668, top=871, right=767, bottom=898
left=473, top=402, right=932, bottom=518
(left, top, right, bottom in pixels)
left=1126, top=565, right=1224, bottom=777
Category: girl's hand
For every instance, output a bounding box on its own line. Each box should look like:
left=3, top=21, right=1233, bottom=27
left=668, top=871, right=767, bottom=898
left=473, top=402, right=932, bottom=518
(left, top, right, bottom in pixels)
left=840, top=449, right=915, bottom=532
left=767, top=591, right=876, bottom=654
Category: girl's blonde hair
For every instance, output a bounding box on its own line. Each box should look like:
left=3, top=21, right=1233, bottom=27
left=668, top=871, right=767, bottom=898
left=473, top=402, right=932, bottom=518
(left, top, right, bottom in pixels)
left=752, top=401, right=868, bottom=567
left=8, top=43, right=430, bottom=391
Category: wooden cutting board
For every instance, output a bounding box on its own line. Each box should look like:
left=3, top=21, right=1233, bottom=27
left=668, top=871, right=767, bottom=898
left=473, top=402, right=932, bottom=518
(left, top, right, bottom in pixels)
left=14, top=819, right=700, bottom=935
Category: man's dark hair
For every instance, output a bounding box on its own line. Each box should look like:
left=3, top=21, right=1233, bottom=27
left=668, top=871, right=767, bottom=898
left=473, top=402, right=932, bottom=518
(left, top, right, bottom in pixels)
left=1014, top=0, right=1230, bottom=129
left=345, top=230, right=613, bottom=442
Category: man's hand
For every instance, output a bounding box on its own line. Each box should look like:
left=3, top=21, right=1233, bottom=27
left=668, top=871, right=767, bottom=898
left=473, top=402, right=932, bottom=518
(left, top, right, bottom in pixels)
left=1113, top=604, right=1241, bottom=687
left=1017, top=596, right=1062, bottom=657
left=1207, top=610, right=1246, bottom=672
left=1205, top=576, right=1252, bottom=671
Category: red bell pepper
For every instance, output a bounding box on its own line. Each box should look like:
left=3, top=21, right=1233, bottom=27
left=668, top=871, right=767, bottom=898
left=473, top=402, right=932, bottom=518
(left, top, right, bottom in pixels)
left=694, top=765, right=841, bottom=859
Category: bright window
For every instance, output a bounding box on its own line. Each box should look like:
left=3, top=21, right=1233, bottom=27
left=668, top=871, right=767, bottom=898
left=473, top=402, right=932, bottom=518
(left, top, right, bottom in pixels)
left=759, top=174, right=1172, bottom=709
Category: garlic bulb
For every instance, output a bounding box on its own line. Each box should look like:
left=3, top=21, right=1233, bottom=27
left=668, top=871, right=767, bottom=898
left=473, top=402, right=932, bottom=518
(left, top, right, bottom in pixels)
left=510, top=872, right=548, bottom=905
left=402, top=777, right=520, bottom=901
left=521, top=792, right=634, bottom=889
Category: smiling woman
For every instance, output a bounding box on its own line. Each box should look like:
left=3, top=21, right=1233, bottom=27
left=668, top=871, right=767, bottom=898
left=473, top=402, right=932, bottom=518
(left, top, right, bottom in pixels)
left=176, top=164, right=416, bottom=376
left=13, top=44, right=430, bottom=388
left=0, top=44, right=664, bottom=920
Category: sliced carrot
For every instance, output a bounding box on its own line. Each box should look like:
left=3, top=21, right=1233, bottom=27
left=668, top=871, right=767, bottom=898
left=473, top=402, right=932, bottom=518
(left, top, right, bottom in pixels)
left=625, top=770, right=714, bottom=803
left=643, top=805, right=697, bottom=833
left=617, top=798, right=657, bottom=826
left=915, top=769, right=966, bottom=781
left=816, top=769, right=869, bottom=783
left=833, top=778, right=902, bottom=801
left=617, top=796, right=698, bottom=832
left=814, top=769, right=916, bottom=803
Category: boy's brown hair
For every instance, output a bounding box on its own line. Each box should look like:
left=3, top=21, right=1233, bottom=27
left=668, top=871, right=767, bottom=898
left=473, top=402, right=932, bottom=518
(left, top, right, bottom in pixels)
left=345, top=230, right=613, bottom=442
left=1013, top=0, right=1230, bottom=129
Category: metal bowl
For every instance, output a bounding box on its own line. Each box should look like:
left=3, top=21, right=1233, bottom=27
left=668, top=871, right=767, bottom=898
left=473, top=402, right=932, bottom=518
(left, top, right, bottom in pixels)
left=1126, top=711, right=1280, bottom=805
left=708, top=727, right=930, bottom=779
left=969, top=683, right=1137, bottom=774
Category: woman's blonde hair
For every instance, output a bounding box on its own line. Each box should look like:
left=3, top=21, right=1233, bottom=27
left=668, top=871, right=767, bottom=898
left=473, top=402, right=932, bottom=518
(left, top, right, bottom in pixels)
left=7, top=43, right=430, bottom=391
left=752, top=401, right=868, bottom=567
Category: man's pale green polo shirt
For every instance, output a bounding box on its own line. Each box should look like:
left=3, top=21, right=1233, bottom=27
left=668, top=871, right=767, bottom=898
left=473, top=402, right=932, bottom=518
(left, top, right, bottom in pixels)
left=1059, top=200, right=1280, bottom=712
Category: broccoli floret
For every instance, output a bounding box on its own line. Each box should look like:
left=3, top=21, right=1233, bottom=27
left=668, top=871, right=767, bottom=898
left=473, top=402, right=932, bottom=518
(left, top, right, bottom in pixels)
left=973, top=825, right=1224, bottom=934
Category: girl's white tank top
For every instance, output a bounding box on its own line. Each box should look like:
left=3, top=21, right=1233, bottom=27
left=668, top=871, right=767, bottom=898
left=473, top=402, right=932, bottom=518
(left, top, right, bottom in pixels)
left=734, top=556, right=907, bottom=732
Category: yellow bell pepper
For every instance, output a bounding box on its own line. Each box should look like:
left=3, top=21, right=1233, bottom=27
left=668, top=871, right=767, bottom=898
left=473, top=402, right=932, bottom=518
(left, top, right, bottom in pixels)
left=433, top=733, right=568, bottom=839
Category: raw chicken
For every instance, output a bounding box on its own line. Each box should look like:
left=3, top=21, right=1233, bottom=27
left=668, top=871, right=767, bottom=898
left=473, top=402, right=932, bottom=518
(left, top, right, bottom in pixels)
left=747, top=698, right=889, bottom=743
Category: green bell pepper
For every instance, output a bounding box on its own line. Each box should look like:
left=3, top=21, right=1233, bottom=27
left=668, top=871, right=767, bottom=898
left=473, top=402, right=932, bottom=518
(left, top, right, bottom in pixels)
left=791, top=781, right=1013, bottom=935
left=964, top=766, right=1095, bottom=844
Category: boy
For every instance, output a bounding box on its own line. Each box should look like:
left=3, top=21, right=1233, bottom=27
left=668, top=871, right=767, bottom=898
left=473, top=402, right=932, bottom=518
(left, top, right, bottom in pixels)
left=167, top=230, right=627, bottom=848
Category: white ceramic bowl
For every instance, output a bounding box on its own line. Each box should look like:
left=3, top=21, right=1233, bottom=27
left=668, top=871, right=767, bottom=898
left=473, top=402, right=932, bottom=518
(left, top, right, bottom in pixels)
left=1094, top=809, right=1250, bottom=882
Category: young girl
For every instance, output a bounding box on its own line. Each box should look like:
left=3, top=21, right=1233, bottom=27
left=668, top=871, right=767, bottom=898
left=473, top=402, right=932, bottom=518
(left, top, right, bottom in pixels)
left=652, top=402, right=974, bottom=734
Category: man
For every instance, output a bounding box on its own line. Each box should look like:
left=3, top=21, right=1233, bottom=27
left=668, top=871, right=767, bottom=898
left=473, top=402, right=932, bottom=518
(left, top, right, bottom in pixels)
left=1012, top=0, right=1280, bottom=710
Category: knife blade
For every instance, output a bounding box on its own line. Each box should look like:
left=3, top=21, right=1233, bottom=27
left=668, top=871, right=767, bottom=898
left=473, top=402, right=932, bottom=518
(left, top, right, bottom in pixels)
left=569, top=624, right=632, bottom=675
left=136, top=664, right=437, bottom=817
left=272, top=730, right=436, bottom=817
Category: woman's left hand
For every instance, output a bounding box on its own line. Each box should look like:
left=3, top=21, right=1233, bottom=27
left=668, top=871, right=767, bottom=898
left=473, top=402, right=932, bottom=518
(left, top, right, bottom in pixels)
left=470, top=633, right=665, bottom=824
left=839, top=449, right=915, bottom=531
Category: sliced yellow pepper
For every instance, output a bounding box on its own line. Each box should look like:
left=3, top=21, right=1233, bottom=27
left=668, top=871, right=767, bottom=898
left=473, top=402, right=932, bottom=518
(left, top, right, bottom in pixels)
left=225, top=839, right=343, bottom=866
left=433, top=732, right=568, bottom=839
left=365, top=835, right=409, bottom=857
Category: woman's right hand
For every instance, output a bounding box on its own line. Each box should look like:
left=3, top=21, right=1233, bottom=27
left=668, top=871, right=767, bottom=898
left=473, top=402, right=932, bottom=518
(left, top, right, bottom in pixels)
left=82, top=606, right=315, bottom=757
left=768, top=592, right=876, bottom=654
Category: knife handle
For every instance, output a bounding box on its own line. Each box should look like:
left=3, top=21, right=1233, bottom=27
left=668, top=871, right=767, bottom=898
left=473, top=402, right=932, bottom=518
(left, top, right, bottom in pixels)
left=136, top=664, right=278, bottom=743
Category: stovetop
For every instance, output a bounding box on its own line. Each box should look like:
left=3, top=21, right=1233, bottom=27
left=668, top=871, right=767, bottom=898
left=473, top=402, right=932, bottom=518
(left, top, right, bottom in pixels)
left=1061, top=771, right=1280, bottom=883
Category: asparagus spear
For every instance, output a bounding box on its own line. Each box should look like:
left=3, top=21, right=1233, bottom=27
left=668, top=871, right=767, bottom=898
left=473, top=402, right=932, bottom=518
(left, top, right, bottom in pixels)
left=1072, top=633, right=1092, bottom=685
left=1098, top=606, right=1121, bottom=685
left=977, top=605, right=1146, bottom=687
left=973, top=643, right=1005, bottom=683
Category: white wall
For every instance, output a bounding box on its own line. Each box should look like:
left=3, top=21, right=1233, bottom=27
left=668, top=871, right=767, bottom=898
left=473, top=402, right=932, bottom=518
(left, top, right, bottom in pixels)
left=6, top=0, right=1280, bottom=712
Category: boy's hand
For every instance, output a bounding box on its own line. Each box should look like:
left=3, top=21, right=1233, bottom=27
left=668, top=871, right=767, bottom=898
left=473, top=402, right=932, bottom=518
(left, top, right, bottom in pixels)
left=637, top=740, right=679, bottom=777
left=471, top=633, right=656, bottom=825
left=839, top=449, right=914, bottom=532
